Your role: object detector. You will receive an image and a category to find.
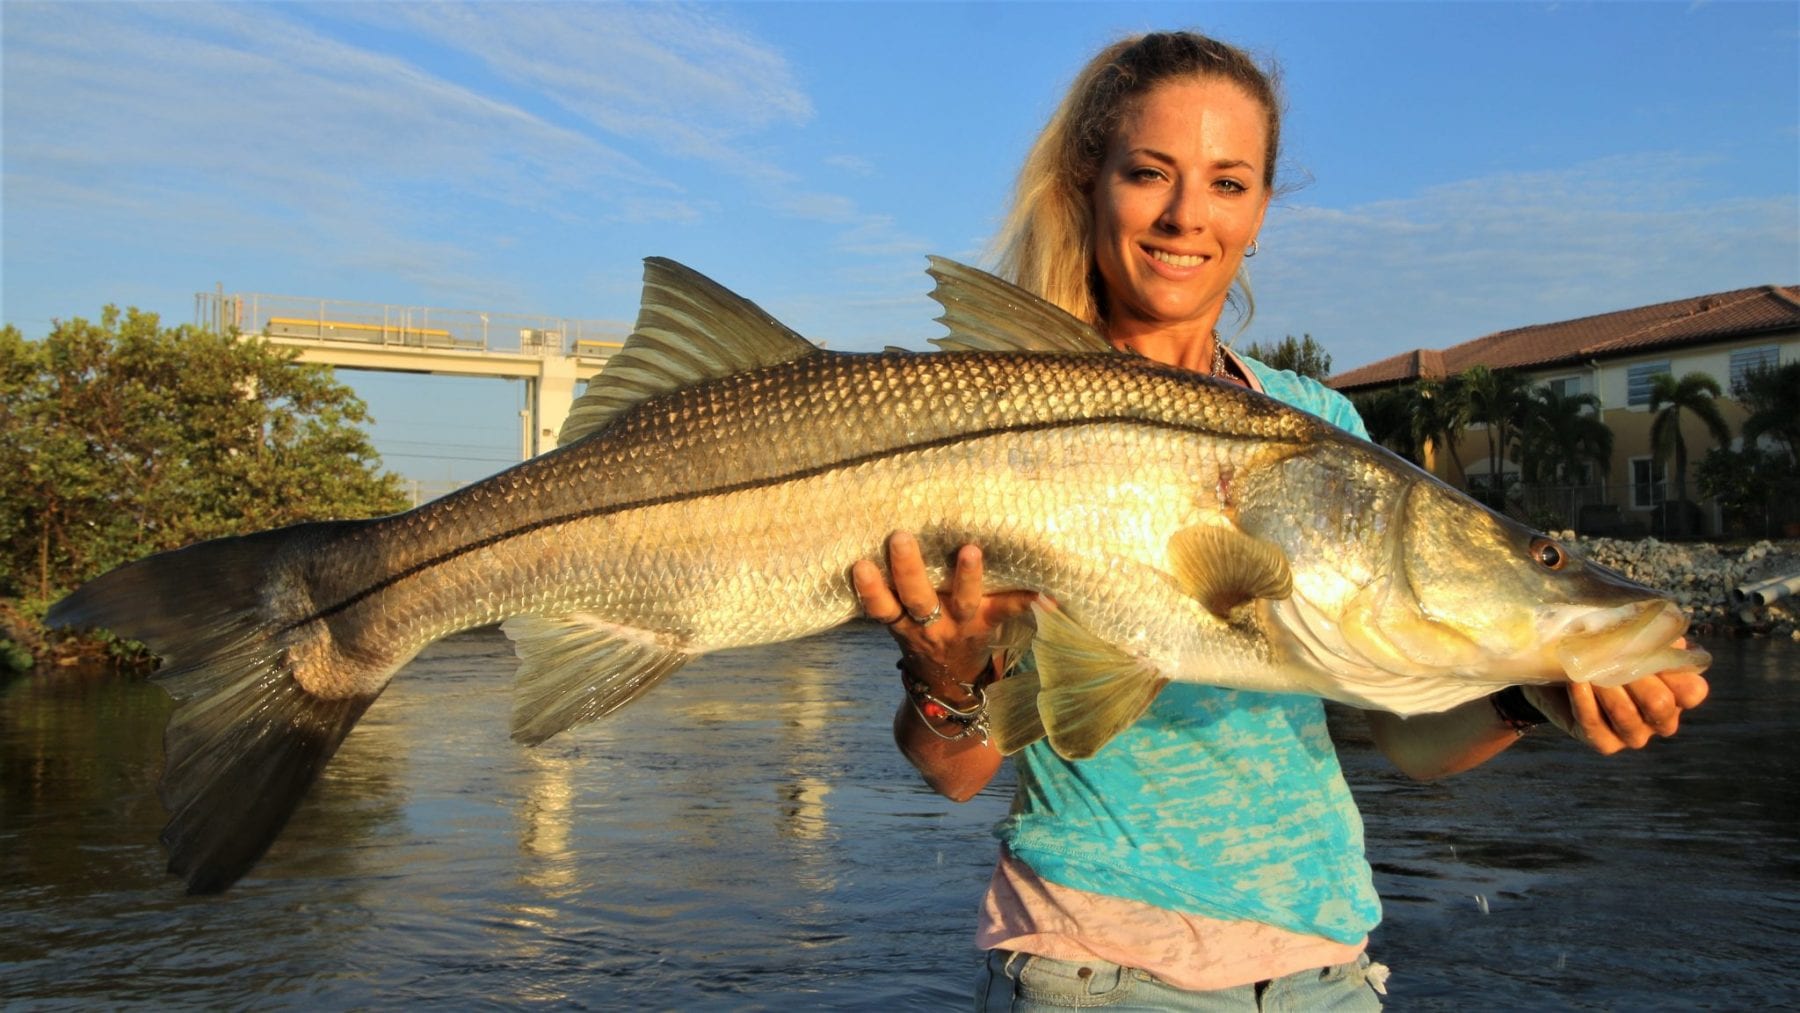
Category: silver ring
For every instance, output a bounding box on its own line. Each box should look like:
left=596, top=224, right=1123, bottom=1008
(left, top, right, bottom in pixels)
left=907, top=602, right=942, bottom=627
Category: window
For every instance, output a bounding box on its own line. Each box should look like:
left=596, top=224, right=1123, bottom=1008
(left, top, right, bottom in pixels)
left=1630, top=456, right=1665, bottom=510
left=1729, top=346, right=1780, bottom=395
left=1544, top=374, right=1585, bottom=400
left=1626, top=361, right=1670, bottom=407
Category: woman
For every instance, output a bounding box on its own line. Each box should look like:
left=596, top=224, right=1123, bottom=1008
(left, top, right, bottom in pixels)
left=851, top=31, right=1709, bottom=1009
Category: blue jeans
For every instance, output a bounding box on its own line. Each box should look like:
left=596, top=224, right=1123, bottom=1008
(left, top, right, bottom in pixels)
left=975, top=949, right=1386, bottom=1011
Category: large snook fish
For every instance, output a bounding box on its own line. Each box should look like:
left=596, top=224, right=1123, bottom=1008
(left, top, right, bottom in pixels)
left=49, top=258, right=1707, bottom=893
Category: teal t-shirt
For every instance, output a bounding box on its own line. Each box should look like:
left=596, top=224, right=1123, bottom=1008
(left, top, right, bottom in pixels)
left=994, top=355, right=1383, bottom=945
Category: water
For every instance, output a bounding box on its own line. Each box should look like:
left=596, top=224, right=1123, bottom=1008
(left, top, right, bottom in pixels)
left=3, top=629, right=1795, bottom=1009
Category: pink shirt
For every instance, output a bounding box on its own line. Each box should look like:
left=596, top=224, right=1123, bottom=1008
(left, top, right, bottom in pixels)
left=976, top=849, right=1366, bottom=991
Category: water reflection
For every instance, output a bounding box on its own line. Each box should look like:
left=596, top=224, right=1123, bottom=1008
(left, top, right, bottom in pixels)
left=2, top=631, right=1794, bottom=1008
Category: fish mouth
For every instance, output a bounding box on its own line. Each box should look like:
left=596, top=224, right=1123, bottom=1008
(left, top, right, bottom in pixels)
left=1545, top=599, right=1710, bottom=685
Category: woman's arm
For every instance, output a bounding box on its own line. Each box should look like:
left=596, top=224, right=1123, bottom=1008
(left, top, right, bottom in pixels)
left=1367, top=663, right=1711, bottom=781
left=851, top=532, right=1036, bottom=802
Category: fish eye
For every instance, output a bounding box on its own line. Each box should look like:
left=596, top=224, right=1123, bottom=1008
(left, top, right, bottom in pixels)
left=1529, top=537, right=1567, bottom=571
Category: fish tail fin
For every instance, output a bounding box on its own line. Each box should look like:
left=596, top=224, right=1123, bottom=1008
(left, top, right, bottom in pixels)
left=47, top=522, right=383, bottom=893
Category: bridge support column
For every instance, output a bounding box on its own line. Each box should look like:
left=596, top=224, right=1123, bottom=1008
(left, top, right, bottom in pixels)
left=531, top=355, right=582, bottom=457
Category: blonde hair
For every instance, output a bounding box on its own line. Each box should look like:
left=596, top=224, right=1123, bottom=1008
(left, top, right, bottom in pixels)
left=993, top=31, right=1282, bottom=330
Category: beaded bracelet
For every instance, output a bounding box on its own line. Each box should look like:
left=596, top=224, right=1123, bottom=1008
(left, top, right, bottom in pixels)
left=899, top=662, right=991, bottom=745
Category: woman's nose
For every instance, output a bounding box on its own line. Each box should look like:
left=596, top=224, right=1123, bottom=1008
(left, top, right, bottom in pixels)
left=1156, top=182, right=1207, bottom=233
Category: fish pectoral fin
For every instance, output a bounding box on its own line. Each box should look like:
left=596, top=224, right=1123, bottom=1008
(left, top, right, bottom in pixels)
left=1167, top=524, right=1293, bottom=618
left=557, top=258, right=824, bottom=446
left=924, top=257, right=1113, bottom=355
left=1031, top=603, right=1169, bottom=760
left=984, top=671, right=1046, bottom=755
left=504, top=614, right=690, bottom=746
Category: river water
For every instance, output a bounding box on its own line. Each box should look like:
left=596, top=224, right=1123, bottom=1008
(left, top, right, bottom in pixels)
left=2, top=628, right=1795, bottom=1010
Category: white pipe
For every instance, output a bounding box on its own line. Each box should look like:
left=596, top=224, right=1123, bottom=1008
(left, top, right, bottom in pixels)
left=1750, top=573, right=1800, bottom=607
left=1730, top=571, right=1800, bottom=607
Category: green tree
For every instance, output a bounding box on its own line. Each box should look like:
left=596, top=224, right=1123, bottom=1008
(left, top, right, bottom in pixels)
left=1647, top=370, right=1731, bottom=538
left=1240, top=333, right=1332, bottom=380
left=1459, top=365, right=1533, bottom=507
left=1349, top=387, right=1418, bottom=462
left=1734, top=361, right=1800, bottom=466
left=1697, top=445, right=1799, bottom=538
left=1410, top=376, right=1471, bottom=479
left=1, top=307, right=406, bottom=661
left=1517, top=387, right=1612, bottom=487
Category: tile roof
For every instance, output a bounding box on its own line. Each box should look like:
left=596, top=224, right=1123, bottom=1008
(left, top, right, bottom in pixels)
left=1329, top=284, right=1800, bottom=391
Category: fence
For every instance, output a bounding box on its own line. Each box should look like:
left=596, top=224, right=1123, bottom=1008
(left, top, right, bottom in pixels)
left=194, top=288, right=628, bottom=358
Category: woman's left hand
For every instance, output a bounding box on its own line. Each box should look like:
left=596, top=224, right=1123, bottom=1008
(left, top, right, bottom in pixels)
left=1522, top=641, right=1710, bottom=754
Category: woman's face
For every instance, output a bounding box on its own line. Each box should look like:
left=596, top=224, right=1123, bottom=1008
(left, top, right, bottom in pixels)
left=1090, top=76, right=1271, bottom=347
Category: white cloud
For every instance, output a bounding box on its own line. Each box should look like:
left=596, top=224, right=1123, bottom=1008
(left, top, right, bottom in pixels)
left=825, top=154, right=878, bottom=177
left=1247, top=153, right=1800, bottom=371
left=1, top=2, right=913, bottom=316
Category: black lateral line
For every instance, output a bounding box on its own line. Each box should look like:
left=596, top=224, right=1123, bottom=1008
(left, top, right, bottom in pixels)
left=293, top=413, right=1271, bottom=629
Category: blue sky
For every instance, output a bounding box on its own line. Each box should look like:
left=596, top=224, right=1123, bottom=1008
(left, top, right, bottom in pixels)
left=5, top=2, right=1797, bottom=489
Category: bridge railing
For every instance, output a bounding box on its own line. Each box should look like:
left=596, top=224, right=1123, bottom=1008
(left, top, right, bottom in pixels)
left=195, top=288, right=628, bottom=358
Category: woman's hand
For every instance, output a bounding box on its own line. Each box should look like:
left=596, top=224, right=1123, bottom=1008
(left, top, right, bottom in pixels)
left=1522, top=642, right=1710, bottom=755
left=851, top=531, right=1039, bottom=801
left=850, top=531, right=1039, bottom=681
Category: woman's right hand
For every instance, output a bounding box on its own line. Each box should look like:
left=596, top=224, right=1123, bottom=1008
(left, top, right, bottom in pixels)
left=851, top=531, right=1039, bottom=800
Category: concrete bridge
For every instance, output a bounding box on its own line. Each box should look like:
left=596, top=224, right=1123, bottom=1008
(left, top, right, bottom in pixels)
left=196, top=288, right=625, bottom=459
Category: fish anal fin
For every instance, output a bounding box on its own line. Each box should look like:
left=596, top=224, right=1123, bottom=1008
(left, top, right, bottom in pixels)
left=1168, top=524, right=1293, bottom=619
left=925, top=257, right=1113, bottom=355
left=1030, top=604, right=1169, bottom=760
left=558, top=258, right=824, bottom=445
left=504, top=613, right=690, bottom=746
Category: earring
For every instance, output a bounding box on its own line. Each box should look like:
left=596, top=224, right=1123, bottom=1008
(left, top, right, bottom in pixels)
left=1245, top=239, right=1259, bottom=258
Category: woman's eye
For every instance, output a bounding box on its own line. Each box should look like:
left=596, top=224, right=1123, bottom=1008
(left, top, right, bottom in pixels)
left=1215, top=178, right=1247, bottom=193
left=1129, top=167, right=1166, bottom=183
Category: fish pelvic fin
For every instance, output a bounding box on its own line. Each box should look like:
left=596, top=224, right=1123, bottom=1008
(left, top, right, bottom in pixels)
left=1030, top=603, right=1169, bottom=760
left=924, top=257, right=1114, bottom=355
left=44, top=523, right=382, bottom=894
left=503, top=614, right=690, bottom=746
left=1168, top=524, right=1293, bottom=618
left=984, top=670, right=1046, bottom=755
left=557, top=258, right=826, bottom=445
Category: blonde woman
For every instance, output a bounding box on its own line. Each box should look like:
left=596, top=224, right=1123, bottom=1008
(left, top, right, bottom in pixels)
left=852, top=31, right=1707, bottom=1009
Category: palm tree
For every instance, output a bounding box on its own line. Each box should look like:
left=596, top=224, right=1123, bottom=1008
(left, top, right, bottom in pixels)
left=1648, top=371, right=1731, bottom=537
left=1516, top=386, right=1612, bottom=529
left=1519, top=387, right=1612, bottom=487
left=1460, top=365, right=1532, bottom=507
left=1735, top=361, right=1800, bottom=466
left=1408, top=376, right=1470, bottom=479
left=1350, top=387, right=1420, bottom=463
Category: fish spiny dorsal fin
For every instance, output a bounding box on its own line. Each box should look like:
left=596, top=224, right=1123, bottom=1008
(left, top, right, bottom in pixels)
left=557, top=258, right=824, bottom=445
left=504, top=613, right=691, bottom=746
left=1168, top=524, right=1293, bottom=618
left=924, top=256, right=1113, bottom=355
left=1029, top=603, right=1169, bottom=760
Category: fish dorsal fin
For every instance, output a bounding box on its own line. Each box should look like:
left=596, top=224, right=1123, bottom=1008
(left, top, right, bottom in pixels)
left=924, top=257, right=1113, bottom=355
left=503, top=613, right=690, bottom=745
left=1168, top=524, right=1293, bottom=618
left=558, top=258, right=823, bottom=445
left=1029, top=603, right=1169, bottom=760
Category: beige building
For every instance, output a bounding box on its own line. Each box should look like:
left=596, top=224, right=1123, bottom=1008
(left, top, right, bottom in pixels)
left=1329, top=284, right=1800, bottom=535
